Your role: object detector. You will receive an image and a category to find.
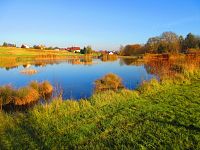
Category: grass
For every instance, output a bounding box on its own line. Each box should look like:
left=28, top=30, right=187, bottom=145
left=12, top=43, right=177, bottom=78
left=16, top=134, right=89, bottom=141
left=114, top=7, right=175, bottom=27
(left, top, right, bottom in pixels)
left=0, top=47, right=78, bottom=57
left=0, top=71, right=200, bottom=149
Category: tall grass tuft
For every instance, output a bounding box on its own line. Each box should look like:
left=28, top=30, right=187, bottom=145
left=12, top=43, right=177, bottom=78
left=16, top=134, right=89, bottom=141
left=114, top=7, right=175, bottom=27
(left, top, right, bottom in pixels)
left=94, top=73, right=124, bottom=93
left=14, top=87, right=40, bottom=105
left=0, top=85, right=15, bottom=105
left=39, top=81, right=53, bottom=100
left=29, top=81, right=53, bottom=100
left=0, top=81, right=53, bottom=110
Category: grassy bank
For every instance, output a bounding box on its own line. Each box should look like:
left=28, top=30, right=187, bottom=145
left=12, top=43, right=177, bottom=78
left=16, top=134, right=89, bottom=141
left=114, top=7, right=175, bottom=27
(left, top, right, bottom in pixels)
left=0, top=47, right=78, bottom=57
left=0, top=47, right=98, bottom=69
left=0, top=71, right=200, bottom=149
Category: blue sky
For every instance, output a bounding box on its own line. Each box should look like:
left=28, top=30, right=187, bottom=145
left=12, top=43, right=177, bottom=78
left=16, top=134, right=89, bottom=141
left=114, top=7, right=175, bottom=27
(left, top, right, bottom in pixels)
left=0, top=0, right=200, bottom=50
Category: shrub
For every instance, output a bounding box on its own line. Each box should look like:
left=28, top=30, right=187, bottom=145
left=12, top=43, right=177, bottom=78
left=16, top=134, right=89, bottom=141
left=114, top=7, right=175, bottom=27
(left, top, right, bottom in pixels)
left=94, top=73, right=124, bottom=93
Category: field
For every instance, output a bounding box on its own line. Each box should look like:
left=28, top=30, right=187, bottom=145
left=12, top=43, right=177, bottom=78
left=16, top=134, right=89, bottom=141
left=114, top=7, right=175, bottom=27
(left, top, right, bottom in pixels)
left=0, top=47, right=78, bottom=57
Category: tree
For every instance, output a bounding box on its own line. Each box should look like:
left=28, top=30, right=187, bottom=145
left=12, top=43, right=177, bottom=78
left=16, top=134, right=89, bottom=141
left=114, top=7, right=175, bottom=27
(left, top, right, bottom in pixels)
left=3, top=42, right=8, bottom=47
left=145, top=37, right=161, bottom=53
left=120, top=44, right=143, bottom=56
left=33, top=45, right=46, bottom=50
left=145, top=32, right=181, bottom=53
left=80, top=47, right=86, bottom=54
left=179, top=35, right=184, bottom=52
left=80, top=46, right=93, bottom=54
left=2, top=42, right=16, bottom=47
left=119, top=45, right=124, bottom=55
left=183, top=33, right=199, bottom=50
left=161, top=32, right=180, bottom=53
left=157, top=42, right=168, bottom=53
left=86, top=46, right=92, bottom=54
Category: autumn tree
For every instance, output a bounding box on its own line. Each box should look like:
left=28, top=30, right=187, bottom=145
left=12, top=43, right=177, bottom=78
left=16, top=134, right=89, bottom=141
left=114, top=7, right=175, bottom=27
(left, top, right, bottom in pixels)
left=182, top=33, right=200, bottom=50
left=80, top=46, right=93, bottom=54
left=120, top=44, right=143, bottom=56
left=145, top=32, right=181, bottom=53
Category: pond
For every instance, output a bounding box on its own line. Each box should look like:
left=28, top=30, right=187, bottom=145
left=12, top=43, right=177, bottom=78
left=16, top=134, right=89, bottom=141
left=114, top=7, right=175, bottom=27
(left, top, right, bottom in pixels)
left=0, top=58, right=155, bottom=100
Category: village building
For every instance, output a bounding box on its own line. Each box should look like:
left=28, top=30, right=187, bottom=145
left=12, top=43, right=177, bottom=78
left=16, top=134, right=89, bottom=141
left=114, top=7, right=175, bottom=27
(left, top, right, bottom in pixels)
left=109, top=52, right=114, bottom=55
left=67, top=47, right=81, bottom=53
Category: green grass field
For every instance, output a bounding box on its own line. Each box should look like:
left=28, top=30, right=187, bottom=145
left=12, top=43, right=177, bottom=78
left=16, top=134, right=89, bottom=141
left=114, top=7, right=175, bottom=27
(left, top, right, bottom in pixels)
left=0, top=47, right=81, bottom=57
left=0, top=72, right=200, bottom=149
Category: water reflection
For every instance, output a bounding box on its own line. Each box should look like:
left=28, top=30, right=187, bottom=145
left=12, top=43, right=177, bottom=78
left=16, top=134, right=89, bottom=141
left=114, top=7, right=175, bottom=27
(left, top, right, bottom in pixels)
left=99, top=54, right=118, bottom=62
left=0, top=56, right=94, bottom=70
left=143, top=54, right=200, bottom=80
left=119, top=58, right=144, bottom=66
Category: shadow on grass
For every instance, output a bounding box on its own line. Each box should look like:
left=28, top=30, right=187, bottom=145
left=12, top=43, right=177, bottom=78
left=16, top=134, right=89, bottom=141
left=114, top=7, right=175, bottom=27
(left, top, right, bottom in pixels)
left=151, top=119, right=200, bottom=132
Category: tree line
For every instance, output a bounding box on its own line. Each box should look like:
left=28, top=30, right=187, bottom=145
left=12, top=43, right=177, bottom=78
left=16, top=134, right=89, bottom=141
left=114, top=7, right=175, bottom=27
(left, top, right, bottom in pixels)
left=2, top=42, right=16, bottom=47
left=120, top=32, right=200, bottom=56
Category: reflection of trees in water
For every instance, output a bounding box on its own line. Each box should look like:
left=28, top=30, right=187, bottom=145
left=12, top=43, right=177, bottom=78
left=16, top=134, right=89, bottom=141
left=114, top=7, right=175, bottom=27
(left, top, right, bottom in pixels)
left=144, top=59, right=172, bottom=78
left=100, top=54, right=118, bottom=62
left=144, top=54, right=200, bottom=79
left=5, top=66, right=18, bottom=70
left=119, top=58, right=144, bottom=66
left=66, top=58, right=93, bottom=65
left=0, top=56, right=95, bottom=70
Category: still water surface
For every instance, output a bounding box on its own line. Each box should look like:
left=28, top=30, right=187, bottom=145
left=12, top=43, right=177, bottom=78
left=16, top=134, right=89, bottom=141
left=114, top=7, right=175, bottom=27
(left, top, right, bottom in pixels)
left=0, top=58, right=155, bottom=99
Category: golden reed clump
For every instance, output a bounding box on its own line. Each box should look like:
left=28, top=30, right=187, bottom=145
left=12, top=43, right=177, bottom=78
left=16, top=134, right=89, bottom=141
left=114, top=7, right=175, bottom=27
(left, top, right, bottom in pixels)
left=29, top=81, right=53, bottom=100
left=0, top=81, right=53, bottom=107
left=14, top=87, right=40, bottom=105
left=94, top=73, right=124, bottom=93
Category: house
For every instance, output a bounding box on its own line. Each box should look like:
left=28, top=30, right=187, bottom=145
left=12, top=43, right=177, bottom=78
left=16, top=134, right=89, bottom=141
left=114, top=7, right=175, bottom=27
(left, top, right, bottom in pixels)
left=21, top=44, right=30, bottom=49
left=109, top=52, right=114, bottom=55
left=67, top=47, right=81, bottom=53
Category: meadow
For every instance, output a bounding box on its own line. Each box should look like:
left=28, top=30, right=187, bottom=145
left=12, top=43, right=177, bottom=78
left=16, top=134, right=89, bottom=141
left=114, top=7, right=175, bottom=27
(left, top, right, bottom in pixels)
left=0, top=47, right=78, bottom=57
left=0, top=52, right=200, bottom=149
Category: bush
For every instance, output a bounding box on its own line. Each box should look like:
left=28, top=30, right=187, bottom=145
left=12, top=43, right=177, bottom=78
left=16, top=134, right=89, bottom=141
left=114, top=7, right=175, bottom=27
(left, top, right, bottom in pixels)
left=29, top=81, right=53, bottom=100
left=94, top=73, right=124, bottom=93
left=14, top=87, right=40, bottom=105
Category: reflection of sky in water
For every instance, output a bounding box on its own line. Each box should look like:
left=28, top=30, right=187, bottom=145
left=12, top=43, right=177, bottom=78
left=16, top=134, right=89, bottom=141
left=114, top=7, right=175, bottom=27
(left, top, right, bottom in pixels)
left=0, top=59, right=155, bottom=99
